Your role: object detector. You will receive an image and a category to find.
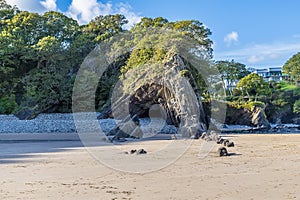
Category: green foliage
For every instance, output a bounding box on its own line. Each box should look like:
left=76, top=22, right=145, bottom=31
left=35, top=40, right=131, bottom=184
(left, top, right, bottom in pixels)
left=215, top=60, right=250, bottom=95
left=234, top=73, right=271, bottom=101
left=272, top=98, right=288, bottom=107
left=132, top=17, right=213, bottom=58
left=120, top=17, right=213, bottom=85
left=0, top=95, right=17, bottom=114
left=267, top=81, right=296, bottom=108
left=293, top=100, right=300, bottom=114
left=0, top=5, right=217, bottom=115
left=83, top=14, right=127, bottom=42
left=135, top=17, right=168, bottom=28
left=0, top=0, right=19, bottom=22
left=227, top=101, right=265, bottom=111
left=42, top=11, right=79, bottom=42
left=123, top=48, right=155, bottom=70
left=0, top=2, right=130, bottom=114
left=247, top=101, right=265, bottom=109
left=179, top=70, right=190, bottom=77
left=283, top=52, right=300, bottom=83
left=276, top=81, right=297, bottom=91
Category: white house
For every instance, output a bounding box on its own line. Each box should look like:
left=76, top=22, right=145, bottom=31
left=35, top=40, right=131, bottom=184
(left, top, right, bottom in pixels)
left=223, top=67, right=287, bottom=91
left=253, top=67, right=285, bottom=82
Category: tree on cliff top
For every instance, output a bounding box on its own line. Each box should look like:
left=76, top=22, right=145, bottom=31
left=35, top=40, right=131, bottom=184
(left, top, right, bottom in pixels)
left=283, top=52, right=300, bottom=83
left=0, top=0, right=19, bottom=21
left=116, top=17, right=214, bottom=100
left=234, top=73, right=271, bottom=101
left=130, top=17, right=213, bottom=59
left=215, top=60, right=250, bottom=95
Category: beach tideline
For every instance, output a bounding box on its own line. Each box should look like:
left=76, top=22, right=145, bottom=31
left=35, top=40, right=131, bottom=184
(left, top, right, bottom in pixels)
left=0, top=134, right=299, bottom=199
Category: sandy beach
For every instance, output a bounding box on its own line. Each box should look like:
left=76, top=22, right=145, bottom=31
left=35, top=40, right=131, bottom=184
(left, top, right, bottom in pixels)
left=1, top=134, right=300, bottom=200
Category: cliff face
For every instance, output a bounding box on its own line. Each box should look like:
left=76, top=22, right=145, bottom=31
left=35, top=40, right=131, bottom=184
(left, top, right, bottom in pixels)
left=109, top=54, right=208, bottom=138
left=265, top=103, right=300, bottom=124
left=225, top=104, right=271, bottom=129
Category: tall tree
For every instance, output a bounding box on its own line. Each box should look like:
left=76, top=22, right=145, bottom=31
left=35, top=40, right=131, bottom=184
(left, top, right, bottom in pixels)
left=283, top=52, right=300, bottom=83
left=0, top=0, right=19, bottom=21
left=234, top=73, right=271, bottom=101
left=215, top=60, right=250, bottom=95
left=83, top=14, right=128, bottom=42
left=132, top=17, right=213, bottom=59
left=42, top=11, right=79, bottom=43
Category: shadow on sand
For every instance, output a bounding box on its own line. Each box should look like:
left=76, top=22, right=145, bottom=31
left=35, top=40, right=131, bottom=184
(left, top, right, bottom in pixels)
left=0, top=133, right=176, bottom=164
left=0, top=133, right=84, bottom=164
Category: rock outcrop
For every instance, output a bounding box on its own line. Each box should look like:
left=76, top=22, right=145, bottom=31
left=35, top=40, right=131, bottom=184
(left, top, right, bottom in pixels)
left=225, top=104, right=271, bottom=129
left=107, top=54, right=208, bottom=138
left=265, top=103, right=300, bottom=124
left=14, top=102, right=60, bottom=120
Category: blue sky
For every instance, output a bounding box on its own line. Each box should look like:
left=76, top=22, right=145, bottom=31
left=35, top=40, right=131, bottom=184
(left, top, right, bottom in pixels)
left=6, top=0, right=300, bottom=68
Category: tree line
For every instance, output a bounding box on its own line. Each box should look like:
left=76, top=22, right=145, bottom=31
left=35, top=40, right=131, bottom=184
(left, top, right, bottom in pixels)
left=1, top=0, right=300, bottom=122
left=0, top=0, right=213, bottom=116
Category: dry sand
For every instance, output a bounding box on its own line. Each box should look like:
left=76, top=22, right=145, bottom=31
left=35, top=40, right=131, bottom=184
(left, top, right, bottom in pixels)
left=0, top=134, right=300, bottom=200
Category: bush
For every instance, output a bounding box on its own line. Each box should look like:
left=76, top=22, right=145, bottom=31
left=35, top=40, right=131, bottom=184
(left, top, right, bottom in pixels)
left=293, top=86, right=300, bottom=96
left=272, top=98, right=288, bottom=107
left=0, top=95, right=17, bottom=114
left=247, top=101, right=265, bottom=109
left=227, top=101, right=265, bottom=111
left=277, top=81, right=297, bottom=91
left=293, top=100, right=300, bottom=114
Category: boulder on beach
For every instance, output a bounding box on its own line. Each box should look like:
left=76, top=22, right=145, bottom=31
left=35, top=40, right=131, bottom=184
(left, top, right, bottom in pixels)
left=223, top=140, right=229, bottom=146
left=217, top=138, right=224, bottom=144
left=217, top=147, right=228, bottom=157
left=137, top=149, right=147, bottom=155
left=226, top=141, right=235, bottom=147
left=225, top=104, right=271, bottom=129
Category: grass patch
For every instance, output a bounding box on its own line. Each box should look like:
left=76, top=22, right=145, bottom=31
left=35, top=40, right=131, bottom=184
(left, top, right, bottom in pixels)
left=277, top=81, right=297, bottom=91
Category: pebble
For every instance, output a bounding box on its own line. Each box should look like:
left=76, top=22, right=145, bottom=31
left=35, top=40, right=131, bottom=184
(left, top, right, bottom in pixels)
left=0, top=114, right=178, bottom=134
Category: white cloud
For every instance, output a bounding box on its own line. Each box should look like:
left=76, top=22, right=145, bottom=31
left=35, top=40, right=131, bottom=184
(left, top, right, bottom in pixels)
left=40, top=0, right=57, bottom=11
left=66, top=0, right=141, bottom=28
left=66, top=0, right=112, bottom=24
left=6, top=0, right=46, bottom=13
left=224, top=31, right=239, bottom=46
left=215, top=41, right=300, bottom=66
left=6, top=0, right=141, bottom=28
left=247, top=55, right=265, bottom=64
left=116, top=3, right=141, bottom=29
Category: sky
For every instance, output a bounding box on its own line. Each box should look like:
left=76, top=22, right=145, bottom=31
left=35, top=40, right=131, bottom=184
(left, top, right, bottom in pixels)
left=5, top=0, right=300, bottom=68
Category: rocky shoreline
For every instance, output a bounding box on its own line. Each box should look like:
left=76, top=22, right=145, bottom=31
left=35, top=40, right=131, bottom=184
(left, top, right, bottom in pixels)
left=0, top=114, right=299, bottom=134
left=0, top=114, right=177, bottom=134
left=221, top=124, right=300, bottom=134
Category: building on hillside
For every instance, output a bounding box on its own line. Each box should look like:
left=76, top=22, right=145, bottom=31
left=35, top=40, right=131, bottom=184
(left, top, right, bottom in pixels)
left=253, top=67, right=286, bottom=82
left=223, top=67, right=287, bottom=91
left=223, top=79, right=239, bottom=93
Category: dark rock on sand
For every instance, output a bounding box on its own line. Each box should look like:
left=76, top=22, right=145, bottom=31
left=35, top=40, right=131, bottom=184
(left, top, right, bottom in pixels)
left=137, top=149, right=147, bottom=155
left=200, top=132, right=207, bottom=139
left=223, top=140, right=229, bottom=146
left=226, top=141, right=235, bottom=147
left=130, top=149, right=137, bottom=154
left=218, top=147, right=228, bottom=157
left=217, top=138, right=224, bottom=144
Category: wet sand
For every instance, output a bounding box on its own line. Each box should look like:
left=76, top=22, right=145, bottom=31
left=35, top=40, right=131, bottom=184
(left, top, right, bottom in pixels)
left=1, top=134, right=300, bottom=199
